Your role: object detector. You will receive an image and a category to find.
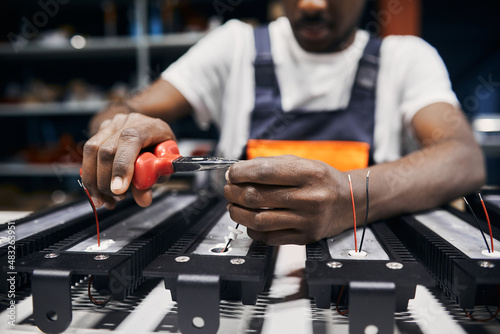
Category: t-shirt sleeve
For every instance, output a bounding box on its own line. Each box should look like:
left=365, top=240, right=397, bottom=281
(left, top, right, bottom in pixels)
left=386, top=36, right=460, bottom=128
left=161, top=20, right=244, bottom=130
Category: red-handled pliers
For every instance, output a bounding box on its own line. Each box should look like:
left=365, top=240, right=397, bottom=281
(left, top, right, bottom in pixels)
left=132, top=140, right=238, bottom=190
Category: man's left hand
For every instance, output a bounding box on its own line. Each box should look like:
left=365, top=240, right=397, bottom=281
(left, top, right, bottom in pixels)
left=224, top=155, right=352, bottom=245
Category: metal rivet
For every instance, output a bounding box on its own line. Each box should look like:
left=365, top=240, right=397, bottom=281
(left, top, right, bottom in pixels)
left=94, top=255, right=109, bottom=261
left=230, top=258, right=245, bottom=265
left=175, top=256, right=190, bottom=263
left=478, top=260, right=495, bottom=268
left=44, top=253, right=60, bottom=259
left=326, top=261, right=343, bottom=269
left=386, top=262, right=403, bottom=270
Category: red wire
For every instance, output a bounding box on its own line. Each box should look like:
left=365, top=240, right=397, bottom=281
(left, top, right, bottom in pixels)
left=88, top=275, right=111, bottom=306
left=479, top=193, right=494, bottom=253
left=336, top=285, right=349, bottom=315
left=464, top=285, right=500, bottom=322
left=348, top=175, right=357, bottom=252
left=83, top=187, right=100, bottom=247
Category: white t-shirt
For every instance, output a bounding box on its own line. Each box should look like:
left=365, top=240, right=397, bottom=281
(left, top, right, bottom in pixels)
left=162, top=17, right=459, bottom=163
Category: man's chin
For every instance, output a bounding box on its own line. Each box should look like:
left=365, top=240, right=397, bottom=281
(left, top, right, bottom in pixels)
left=293, top=26, right=355, bottom=53
left=295, top=35, right=341, bottom=53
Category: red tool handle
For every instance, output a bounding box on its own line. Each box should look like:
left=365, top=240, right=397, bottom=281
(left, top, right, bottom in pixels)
left=132, top=140, right=181, bottom=190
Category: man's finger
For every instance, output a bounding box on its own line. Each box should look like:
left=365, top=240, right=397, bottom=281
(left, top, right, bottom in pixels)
left=131, top=185, right=153, bottom=207
left=246, top=228, right=306, bottom=246
left=111, top=119, right=175, bottom=195
left=227, top=204, right=302, bottom=232
left=99, top=119, right=111, bottom=130
left=228, top=156, right=311, bottom=186
left=224, top=183, right=297, bottom=209
left=82, top=115, right=127, bottom=203
left=110, top=128, right=145, bottom=195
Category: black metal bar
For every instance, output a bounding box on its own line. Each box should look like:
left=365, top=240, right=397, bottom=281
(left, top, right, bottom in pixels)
left=32, top=269, right=73, bottom=334
left=143, top=202, right=277, bottom=334
left=15, top=191, right=214, bottom=333
left=306, top=221, right=433, bottom=313
left=389, top=209, right=500, bottom=309
left=349, top=281, right=395, bottom=334
left=177, top=274, right=220, bottom=334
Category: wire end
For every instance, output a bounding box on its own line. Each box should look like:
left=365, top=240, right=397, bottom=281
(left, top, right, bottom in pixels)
left=221, top=239, right=232, bottom=253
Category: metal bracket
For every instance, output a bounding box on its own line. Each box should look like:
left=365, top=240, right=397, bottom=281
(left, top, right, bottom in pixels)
left=348, top=281, right=395, bottom=334
left=32, top=269, right=72, bottom=334
left=177, top=274, right=220, bottom=334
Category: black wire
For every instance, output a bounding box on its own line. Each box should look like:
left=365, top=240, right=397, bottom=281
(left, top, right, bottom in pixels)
left=463, top=197, right=491, bottom=253
left=358, top=171, right=370, bottom=252
left=222, top=223, right=240, bottom=251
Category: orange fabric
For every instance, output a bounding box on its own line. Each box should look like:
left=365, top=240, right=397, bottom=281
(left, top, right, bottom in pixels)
left=246, top=139, right=370, bottom=171
left=378, top=0, right=421, bottom=37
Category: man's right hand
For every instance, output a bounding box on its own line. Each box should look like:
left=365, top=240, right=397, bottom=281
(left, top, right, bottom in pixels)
left=81, top=112, right=176, bottom=209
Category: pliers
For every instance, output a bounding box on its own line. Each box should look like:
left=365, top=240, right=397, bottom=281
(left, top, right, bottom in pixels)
left=133, top=140, right=238, bottom=190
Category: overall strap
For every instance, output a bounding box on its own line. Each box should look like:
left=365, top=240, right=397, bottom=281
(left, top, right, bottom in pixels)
left=253, top=25, right=281, bottom=109
left=253, top=25, right=275, bottom=87
left=348, top=35, right=383, bottom=105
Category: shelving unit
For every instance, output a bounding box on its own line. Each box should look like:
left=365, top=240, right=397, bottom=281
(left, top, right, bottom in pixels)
left=0, top=0, right=270, bottom=210
left=0, top=101, right=107, bottom=117
left=0, top=2, right=185, bottom=210
left=0, top=163, right=80, bottom=178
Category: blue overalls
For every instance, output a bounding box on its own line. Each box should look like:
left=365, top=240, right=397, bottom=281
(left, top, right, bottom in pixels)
left=245, top=26, right=382, bottom=171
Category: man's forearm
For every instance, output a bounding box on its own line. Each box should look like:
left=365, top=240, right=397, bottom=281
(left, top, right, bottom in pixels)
left=88, top=79, right=192, bottom=135
left=348, top=138, right=485, bottom=226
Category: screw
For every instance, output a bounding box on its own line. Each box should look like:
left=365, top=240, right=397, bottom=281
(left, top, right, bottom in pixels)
left=175, top=256, right=190, bottom=263
left=230, top=258, right=245, bottom=265
left=386, top=262, right=403, bottom=270
left=44, top=253, right=60, bottom=259
left=326, top=261, right=343, bottom=269
left=94, top=255, right=109, bottom=261
left=478, top=261, right=495, bottom=268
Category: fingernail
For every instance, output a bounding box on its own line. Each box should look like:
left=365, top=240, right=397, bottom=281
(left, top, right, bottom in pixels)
left=113, top=195, right=126, bottom=202
left=111, top=177, right=123, bottom=193
left=225, top=170, right=230, bottom=183
left=226, top=203, right=231, bottom=211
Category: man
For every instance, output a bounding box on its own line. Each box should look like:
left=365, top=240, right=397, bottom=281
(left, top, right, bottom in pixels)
left=81, top=0, right=485, bottom=245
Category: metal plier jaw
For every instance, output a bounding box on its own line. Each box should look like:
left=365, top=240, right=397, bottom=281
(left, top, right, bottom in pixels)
left=133, top=140, right=238, bottom=190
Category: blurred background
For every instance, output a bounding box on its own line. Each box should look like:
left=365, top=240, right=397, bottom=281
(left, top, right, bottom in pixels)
left=0, top=0, right=499, bottom=211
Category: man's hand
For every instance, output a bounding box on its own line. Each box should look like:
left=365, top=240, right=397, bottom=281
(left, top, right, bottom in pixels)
left=223, top=104, right=485, bottom=246
left=224, top=156, right=354, bottom=245
left=81, top=113, right=176, bottom=209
